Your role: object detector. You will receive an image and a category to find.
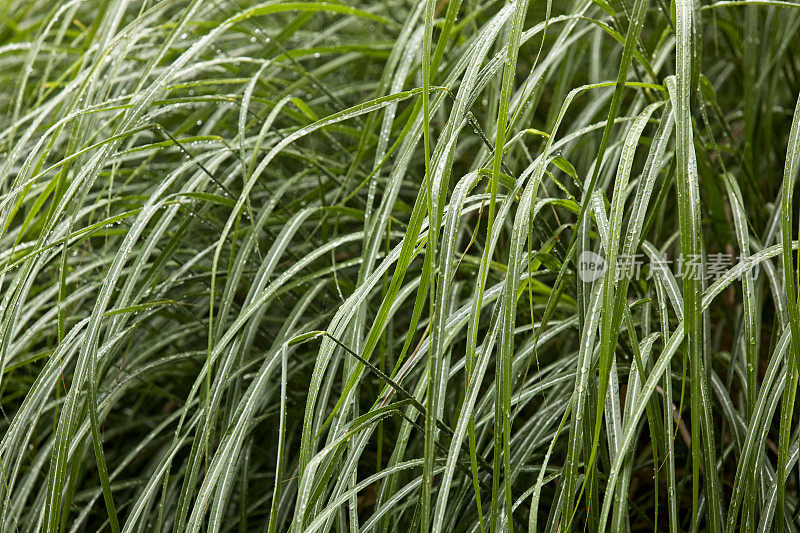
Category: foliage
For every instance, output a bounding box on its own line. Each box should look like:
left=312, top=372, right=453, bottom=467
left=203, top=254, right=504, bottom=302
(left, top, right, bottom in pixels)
left=1, top=0, right=800, bottom=530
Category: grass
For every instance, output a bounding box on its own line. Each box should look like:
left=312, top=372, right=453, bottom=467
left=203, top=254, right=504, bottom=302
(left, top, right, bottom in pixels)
left=1, top=0, right=800, bottom=530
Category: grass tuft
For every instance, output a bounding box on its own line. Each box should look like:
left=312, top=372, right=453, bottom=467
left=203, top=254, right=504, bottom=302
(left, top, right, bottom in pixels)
left=2, top=0, right=800, bottom=530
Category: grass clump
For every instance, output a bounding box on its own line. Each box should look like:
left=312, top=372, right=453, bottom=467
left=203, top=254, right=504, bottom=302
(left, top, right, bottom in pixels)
left=2, top=0, right=800, bottom=530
